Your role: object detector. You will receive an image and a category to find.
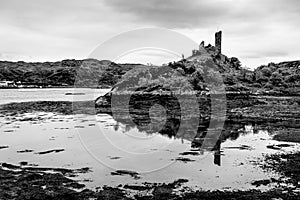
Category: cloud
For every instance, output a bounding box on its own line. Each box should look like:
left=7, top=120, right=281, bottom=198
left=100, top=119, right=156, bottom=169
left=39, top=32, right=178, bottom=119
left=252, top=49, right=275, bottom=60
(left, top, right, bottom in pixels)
left=104, top=0, right=300, bottom=29
left=104, top=0, right=231, bottom=28
left=0, top=52, right=33, bottom=62
left=116, top=49, right=181, bottom=65
left=0, top=0, right=136, bottom=61
left=241, top=51, right=289, bottom=59
left=0, top=0, right=299, bottom=68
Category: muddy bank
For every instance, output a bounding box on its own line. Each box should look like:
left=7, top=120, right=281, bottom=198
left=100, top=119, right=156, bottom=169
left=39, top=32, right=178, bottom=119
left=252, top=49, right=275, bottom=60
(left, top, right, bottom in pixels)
left=0, top=166, right=90, bottom=200
left=96, top=93, right=300, bottom=126
left=253, top=151, right=300, bottom=197
left=264, top=152, right=300, bottom=183
left=228, top=95, right=300, bottom=126
left=1, top=94, right=299, bottom=124
left=260, top=127, right=300, bottom=191
left=0, top=101, right=74, bottom=115
left=1, top=162, right=91, bottom=176
left=273, top=128, right=300, bottom=143
left=0, top=100, right=111, bottom=116
left=251, top=126, right=300, bottom=196
left=1, top=164, right=300, bottom=200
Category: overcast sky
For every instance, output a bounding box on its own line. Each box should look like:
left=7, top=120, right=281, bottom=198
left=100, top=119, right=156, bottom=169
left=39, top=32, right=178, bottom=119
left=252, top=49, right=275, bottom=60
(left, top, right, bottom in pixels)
left=0, top=0, right=299, bottom=69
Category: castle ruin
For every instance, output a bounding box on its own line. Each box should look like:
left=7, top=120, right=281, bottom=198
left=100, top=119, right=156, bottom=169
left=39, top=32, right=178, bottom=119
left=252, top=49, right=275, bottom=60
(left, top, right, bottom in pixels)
left=191, top=30, right=222, bottom=56
left=215, top=31, right=222, bottom=54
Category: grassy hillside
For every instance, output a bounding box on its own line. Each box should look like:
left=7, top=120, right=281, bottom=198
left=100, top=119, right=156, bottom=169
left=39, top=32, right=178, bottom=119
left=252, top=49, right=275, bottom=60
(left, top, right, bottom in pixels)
left=108, top=49, right=255, bottom=95
left=0, top=59, right=141, bottom=88
left=253, top=61, right=300, bottom=95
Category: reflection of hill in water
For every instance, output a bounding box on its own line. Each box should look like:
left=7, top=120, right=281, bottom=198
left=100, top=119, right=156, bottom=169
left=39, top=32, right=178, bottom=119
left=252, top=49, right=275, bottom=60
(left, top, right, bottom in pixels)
left=102, top=93, right=270, bottom=166
left=112, top=110, right=259, bottom=166
left=109, top=93, right=262, bottom=166
left=113, top=111, right=252, bottom=145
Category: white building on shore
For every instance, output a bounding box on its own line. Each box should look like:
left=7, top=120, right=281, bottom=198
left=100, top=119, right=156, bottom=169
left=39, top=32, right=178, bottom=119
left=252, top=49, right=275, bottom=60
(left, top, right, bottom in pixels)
left=0, top=81, right=16, bottom=87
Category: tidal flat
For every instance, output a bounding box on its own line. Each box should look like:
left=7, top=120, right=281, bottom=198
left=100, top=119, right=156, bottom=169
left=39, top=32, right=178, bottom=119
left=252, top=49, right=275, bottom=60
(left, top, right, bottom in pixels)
left=0, top=91, right=300, bottom=199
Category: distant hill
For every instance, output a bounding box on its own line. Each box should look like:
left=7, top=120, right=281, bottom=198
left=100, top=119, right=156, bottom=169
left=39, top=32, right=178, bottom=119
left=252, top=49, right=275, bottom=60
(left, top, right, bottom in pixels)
left=253, top=60, right=300, bottom=95
left=0, top=59, right=143, bottom=88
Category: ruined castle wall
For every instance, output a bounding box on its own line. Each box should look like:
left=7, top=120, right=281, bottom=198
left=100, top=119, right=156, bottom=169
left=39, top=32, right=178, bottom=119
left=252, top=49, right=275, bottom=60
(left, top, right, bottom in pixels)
left=215, top=31, right=222, bottom=53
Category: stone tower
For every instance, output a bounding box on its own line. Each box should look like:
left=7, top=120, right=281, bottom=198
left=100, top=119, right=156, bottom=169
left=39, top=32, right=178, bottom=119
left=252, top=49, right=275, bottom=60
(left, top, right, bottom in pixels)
left=215, top=31, right=222, bottom=54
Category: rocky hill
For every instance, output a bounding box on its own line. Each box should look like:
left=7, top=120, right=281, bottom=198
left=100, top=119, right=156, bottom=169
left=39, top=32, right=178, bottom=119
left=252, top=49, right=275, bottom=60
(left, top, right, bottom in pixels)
left=100, top=43, right=254, bottom=97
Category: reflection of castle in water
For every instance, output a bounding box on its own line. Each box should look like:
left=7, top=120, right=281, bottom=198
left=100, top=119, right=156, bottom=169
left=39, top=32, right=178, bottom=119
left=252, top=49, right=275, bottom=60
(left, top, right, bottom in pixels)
left=110, top=106, right=257, bottom=166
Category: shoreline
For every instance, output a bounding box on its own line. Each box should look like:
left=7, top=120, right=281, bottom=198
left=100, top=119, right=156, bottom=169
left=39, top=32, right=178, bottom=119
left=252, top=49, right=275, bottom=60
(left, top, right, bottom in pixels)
left=0, top=86, right=111, bottom=89
left=0, top=95, right=299, bottom=199
left=1, top=154, right=300, bottom=200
